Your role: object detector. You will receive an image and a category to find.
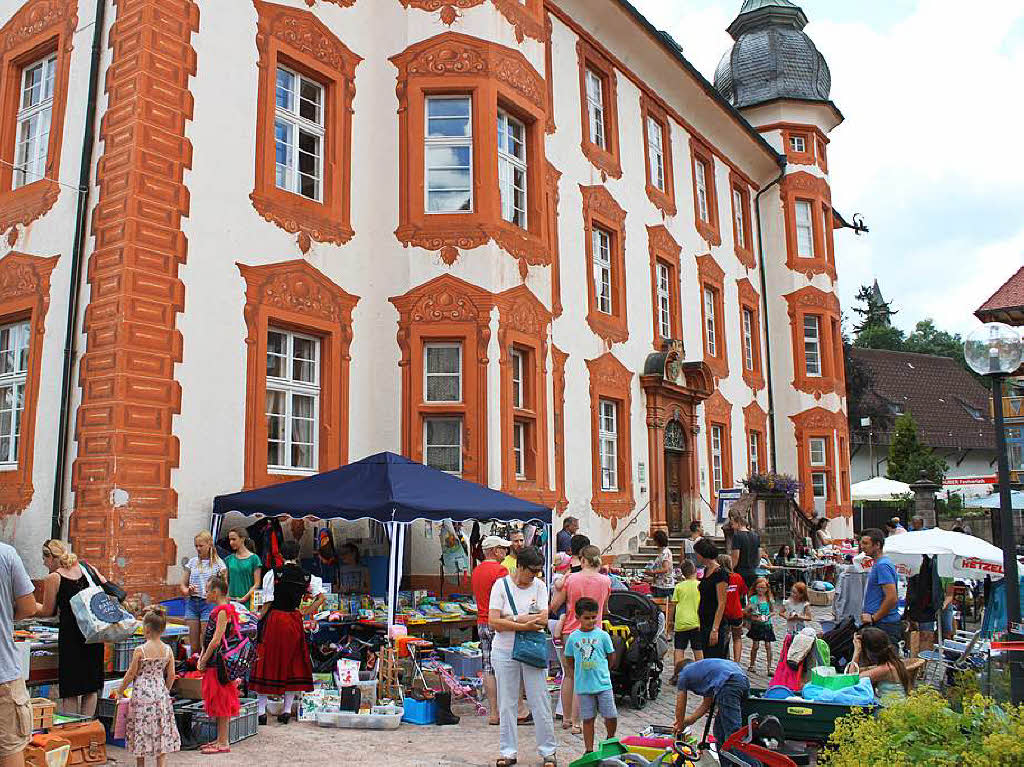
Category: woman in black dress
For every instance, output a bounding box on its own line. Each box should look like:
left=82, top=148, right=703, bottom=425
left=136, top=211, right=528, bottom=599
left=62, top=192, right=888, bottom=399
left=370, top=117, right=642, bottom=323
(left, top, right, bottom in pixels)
left=37, top=540, right=107, bottom=716
left=694, top=538, right=730, bottom=659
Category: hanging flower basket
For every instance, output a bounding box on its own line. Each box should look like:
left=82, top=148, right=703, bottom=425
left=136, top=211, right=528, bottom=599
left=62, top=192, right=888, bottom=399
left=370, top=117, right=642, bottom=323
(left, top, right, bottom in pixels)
left=743, top=472, right=801, bottom=498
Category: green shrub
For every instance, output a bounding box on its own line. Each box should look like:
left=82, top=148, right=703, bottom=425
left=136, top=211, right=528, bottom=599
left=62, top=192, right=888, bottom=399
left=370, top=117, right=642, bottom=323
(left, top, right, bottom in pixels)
left=819, top=688, right=1024, bottom=767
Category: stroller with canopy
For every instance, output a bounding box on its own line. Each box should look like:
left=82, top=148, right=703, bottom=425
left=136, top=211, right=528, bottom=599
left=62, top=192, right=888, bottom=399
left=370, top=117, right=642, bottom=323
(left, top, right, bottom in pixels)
left=604, top=591, right=665, bottom=709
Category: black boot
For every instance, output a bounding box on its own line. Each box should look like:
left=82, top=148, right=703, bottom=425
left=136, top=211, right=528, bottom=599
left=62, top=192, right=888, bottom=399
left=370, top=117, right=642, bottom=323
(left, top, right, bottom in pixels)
left=433, top=691, right=460, bottom=726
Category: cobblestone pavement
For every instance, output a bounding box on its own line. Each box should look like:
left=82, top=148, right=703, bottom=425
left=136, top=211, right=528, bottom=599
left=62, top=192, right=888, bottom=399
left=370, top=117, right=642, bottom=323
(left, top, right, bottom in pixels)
left=109, top=606, right=829, bottom=766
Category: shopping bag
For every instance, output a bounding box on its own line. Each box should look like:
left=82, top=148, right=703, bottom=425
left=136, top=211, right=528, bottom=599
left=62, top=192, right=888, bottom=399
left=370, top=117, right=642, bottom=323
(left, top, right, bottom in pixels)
left=501, top=578, right=548, bottom=669
left=69, top=566, right=138, bottom=644
left=113, top=698, right=130, bottom=740
left=810, top=663, right=859, bottom=691
left=217, top=611, right=255, bottom=682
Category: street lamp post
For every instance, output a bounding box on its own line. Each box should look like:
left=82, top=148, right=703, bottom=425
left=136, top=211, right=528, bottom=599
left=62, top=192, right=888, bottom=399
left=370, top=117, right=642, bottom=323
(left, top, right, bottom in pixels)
left=965, top=322, right=1024, bottom=705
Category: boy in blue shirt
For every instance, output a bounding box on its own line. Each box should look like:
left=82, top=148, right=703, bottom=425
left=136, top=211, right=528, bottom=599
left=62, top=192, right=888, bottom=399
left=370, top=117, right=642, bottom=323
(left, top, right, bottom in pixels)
left=564, top=596, right=619, bottom=754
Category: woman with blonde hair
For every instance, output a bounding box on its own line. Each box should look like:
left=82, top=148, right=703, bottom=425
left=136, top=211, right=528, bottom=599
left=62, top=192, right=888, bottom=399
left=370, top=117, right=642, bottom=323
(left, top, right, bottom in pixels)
left=180, top=530, right=226, bottom=653
left=36, top=539, right=110, bottom=715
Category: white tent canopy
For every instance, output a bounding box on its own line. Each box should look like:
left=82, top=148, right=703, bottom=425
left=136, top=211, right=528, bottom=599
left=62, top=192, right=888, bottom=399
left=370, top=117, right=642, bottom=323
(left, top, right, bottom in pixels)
left=850, top=476, right=912, bottom=502
left=884, top=528, right=1009, bottom=580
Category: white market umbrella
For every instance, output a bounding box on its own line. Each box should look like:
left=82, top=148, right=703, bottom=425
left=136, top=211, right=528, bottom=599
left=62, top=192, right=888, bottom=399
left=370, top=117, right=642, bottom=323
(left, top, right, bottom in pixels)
left=851, top=476, right=913, bottom=502
left=965, top=490, right=1024, bottom=510
left=884, top=528, right=1010, bottom=580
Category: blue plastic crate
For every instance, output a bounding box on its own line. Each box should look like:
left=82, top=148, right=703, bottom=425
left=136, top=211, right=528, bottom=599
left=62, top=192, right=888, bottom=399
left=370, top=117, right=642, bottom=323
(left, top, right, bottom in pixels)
left=160, top=597, right=188, bottom=618
left=401, top=697, right=435, bottom=725
left=439, top=648, right=482, bottom=679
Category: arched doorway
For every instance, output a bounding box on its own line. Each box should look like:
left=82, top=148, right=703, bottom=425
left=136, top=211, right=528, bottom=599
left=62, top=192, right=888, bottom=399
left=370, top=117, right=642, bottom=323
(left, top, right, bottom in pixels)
left=663, top=421, right=692, bottom=534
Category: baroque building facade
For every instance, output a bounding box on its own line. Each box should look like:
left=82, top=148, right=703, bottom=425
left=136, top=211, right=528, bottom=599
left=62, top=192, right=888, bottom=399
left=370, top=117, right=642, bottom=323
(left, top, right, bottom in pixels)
left=0, top=0, right=852, bottom=594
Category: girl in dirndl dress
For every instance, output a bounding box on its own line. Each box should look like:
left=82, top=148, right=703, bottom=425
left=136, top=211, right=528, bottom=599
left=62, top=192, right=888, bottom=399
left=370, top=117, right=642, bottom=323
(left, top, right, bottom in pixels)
left=250, top=541, right=325, bottom=725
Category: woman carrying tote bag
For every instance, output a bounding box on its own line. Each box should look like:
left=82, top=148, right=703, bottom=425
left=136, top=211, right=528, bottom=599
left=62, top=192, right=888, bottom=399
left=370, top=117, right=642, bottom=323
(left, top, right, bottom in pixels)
left=488, top=546, right=557, bottom=767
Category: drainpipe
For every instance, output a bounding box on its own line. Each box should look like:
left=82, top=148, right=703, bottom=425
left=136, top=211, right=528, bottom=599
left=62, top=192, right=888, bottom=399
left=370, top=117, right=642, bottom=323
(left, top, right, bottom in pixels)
left=755, top=159, right=788, bottom=473
left=51, top=0, right=107, bottom=539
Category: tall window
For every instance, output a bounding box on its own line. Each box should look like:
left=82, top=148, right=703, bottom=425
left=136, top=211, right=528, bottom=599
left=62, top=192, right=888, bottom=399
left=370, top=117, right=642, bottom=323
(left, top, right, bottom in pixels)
left=274, top=66, right=325, bottom=201
left=497, top=110, right=527, bottom=227
left=585, top=68, right=606, bottom=149
left=749, top=431, right=761, bottom=476
left=425, top=96, right=473, bottom=213
left=809, top=436, right=827, bottom=514
left=742, top=308, right=755, bottom=371
left=510, top=348, right=524, bottom=409
left=795, top=200, right=814, bottom=257
left=656, top=262, right=671, bottom=341
left=14, top=55, right=56, bottom=189
left=0, top=322, right=29, bottom=465
left=710, top=424, right=724, bottom=492
left=695, top=159, right=709, bottom=223
left=266, top=328, right=320, bottom=472
left=733, top=188, right=746, bottom=249
left=424, top=417, right=462, bottom=474
left=599, top=399, right=618, bottom=491
left=1008, top=427, right=1024, bottom=472
left=513, top=421, right=526, bottom=479
left=803, top=316, right=822, bottom=377
left=703, top=286, right=717, bottom=357
left=424, top=343, right=462, bottom=402
left=647, top=116, right=665, bottom=192
left=593, top=227, right=613, bottom=314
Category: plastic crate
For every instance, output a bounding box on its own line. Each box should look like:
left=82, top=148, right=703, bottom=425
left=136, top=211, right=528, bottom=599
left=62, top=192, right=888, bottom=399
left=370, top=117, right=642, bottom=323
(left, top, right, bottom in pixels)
left=160, top=597, right=188, bottom=618
left=400, top=697, right=435, bottom=725
left=96, top=697, right=117, bottom=720
left=742, top=688, right=877, bottom=744
left=113, top=636, right=146, bottom=673
left=315, top=708, right=403, bottom=729
left=439, top=648, right=482, bottom=679
left=182, top=698, right=259, bottom=745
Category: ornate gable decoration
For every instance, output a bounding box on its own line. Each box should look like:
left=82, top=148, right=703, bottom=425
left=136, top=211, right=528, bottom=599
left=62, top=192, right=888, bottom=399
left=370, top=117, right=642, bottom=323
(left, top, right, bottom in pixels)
left=497, top=284, right=550, bottom=339
left=0, top=251, right=57, bottom=303
left=696, top=253, right=725, bottom=284
left=647, top=224, right=681, bottom=258
left=581, top=184, right=626, bottom=226
left=785, top=285, right=841, bottom=316
left=586, top=351, right=632, bottom=394
left=0, top=0, right=74, bottom=56
left=704, top=390, right=732, bottom=423
left=791, top=406, right=844, bottom=434
left=257, top=4, right=360, bottom=78
left=781, top=171, right=832, bottom=204
left=390, top=273, right=495, bottom=326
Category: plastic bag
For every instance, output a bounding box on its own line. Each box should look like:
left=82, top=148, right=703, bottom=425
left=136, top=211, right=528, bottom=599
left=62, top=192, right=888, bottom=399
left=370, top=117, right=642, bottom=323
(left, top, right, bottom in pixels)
left=69, top=566, right=138, bottom=644
left=113, top=698, right=130, bottom=740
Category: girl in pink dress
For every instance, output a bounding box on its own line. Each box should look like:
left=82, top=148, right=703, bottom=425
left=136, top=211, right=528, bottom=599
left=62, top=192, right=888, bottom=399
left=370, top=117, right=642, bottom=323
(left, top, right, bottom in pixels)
left=198, top=575, right=241, bottom=754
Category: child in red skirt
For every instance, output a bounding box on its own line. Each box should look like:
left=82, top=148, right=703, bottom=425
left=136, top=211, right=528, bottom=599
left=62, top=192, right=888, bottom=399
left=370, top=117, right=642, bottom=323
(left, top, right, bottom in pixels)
left=197, top=575, right=239, bottom=754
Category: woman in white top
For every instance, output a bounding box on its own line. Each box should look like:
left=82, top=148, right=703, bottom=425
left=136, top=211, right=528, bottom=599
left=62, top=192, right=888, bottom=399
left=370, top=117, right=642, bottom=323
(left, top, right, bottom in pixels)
left=489, top=546, right=556, bottom=767
left=179, top=530, right=226, bottom=653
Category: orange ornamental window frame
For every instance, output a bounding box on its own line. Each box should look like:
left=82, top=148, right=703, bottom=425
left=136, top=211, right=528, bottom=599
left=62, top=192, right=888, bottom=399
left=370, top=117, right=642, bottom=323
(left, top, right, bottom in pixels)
left=0, top=0, right=76, bottom=234
left=791, top=407, right=849, bottom=520
left=816, top=135, right=829, bottom=174
left=690, top=138, right=721, bottom=247
left=704, top=391, right=733, bottom=514
left=743, top=401, right=769, bottom=480
left=736, top=277, right=765, bottom=391
left=581, top=184, right=628, bottom=345
left=238, top=261, right=359, bottom=490
left=696, top=254, right=728, bottom=380
left=251, top=0, right=360, bottom=252
left=390, top=275, right=494, bottom=486
left=729, top=172, right=754, bottom=268
left=640, top=94, right=676, bottom=216
left=391, top=32, right=549, bottom=267
left=586, top=352, right=634, bottom=523
left=496, top=286, right=553, bottom=504
left=782, top=127, right=815, bottom=166
left=781, top=171, right=836, bottom=281
left=577, top=38, right=622, bottom=180
left=785, top=285, right=843, bottom=398
left=546, top=161, right=562, bottom=317
left=647, top=224, right=682, bottom=350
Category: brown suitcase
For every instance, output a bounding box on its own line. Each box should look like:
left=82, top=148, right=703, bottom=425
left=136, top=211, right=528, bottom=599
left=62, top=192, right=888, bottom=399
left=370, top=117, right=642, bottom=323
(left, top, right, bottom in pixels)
left=49, top=721, right=106, bottom=766
left=24, top=734, right=71, bottom=767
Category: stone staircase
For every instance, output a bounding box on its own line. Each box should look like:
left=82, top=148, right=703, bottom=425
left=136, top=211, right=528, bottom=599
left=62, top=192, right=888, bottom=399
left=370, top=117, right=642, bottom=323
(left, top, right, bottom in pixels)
left=615, top=534, right=727, bottom=572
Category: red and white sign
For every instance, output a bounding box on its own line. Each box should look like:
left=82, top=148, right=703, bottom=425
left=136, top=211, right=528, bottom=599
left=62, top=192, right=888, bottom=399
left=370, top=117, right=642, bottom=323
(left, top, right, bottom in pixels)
left=944, top=476, right=997, bottom=487
left=954, top=556, right=1004, bottom=577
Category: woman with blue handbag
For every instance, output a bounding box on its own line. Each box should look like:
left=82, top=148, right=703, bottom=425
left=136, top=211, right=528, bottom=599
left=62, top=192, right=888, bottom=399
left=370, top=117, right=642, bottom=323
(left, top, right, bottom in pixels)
left=488, top=546, right=557, bottom=767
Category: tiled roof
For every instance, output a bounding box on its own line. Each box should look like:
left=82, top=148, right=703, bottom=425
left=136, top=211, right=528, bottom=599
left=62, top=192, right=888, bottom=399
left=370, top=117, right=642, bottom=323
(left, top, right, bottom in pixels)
left=976, top=266, right=1024, bottom=324
left=849, top=347, right=995, bottom=450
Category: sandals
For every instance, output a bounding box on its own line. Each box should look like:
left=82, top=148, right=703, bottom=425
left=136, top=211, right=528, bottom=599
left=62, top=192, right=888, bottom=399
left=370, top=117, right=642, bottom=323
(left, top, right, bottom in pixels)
left=200, top=744, right=231, bottom=755
left=517, top=713, right=533, bottom=725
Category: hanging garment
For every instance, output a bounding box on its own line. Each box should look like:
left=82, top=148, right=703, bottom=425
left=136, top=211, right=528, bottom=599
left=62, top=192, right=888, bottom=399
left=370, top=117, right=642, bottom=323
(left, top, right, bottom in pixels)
left=833, top=567, right=869, bottom=623
left=770, top=634, right=805, bottom=691
left=469, top=522, right=482, bottom=568
left=903, top=555, right=942, bottom=624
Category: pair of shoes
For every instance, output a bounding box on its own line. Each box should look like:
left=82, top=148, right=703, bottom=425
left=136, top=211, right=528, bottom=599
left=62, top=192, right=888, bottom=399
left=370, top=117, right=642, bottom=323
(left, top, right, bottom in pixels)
left=277, top=713, right=291, bottom=725
left=517, top=713, right=533, bottom=725
left=200, top=744, right=231, bottom=755
left=257, top=714, right=267, bottom=726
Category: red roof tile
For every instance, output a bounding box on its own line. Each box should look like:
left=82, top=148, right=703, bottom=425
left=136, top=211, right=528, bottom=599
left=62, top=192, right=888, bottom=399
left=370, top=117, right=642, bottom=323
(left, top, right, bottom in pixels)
left=976, top=266, right=1024, bottom=322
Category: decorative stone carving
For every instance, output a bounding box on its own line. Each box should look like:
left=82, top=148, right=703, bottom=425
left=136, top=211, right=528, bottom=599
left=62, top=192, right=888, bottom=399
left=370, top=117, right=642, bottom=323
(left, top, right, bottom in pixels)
left=399, top=0, right=486, bottom=27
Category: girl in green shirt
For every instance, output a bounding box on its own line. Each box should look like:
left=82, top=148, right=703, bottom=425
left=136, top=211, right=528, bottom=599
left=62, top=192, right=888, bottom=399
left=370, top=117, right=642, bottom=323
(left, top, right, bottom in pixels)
left=226, top=529, right=262, bottom=608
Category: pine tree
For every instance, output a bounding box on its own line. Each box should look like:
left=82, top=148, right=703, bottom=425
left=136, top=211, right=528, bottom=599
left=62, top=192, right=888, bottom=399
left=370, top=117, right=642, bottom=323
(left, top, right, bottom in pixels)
left=886, top=412, right=947, bottom=485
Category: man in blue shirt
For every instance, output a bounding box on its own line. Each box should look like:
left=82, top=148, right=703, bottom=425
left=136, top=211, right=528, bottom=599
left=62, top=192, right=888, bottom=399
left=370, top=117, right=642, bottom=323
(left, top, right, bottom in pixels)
left=674, top=659, right=750, bottom=757
left=860, top=528, right=901, bottom=645
left=556, top=516, right=579, bottom=555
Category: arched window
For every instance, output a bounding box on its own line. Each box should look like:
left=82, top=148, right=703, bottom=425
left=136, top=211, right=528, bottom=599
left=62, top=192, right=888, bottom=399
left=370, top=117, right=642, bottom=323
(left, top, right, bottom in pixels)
left=664, top=421, right=686, bottom=453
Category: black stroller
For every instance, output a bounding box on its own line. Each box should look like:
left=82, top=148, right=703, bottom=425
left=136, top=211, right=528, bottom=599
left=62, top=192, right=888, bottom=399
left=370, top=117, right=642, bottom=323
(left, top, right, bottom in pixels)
left=604, top=591, right=665, bottom=709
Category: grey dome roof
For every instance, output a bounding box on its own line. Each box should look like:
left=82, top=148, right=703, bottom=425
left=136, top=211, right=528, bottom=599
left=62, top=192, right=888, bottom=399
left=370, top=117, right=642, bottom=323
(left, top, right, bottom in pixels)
left=714, top=0, right=831, bottom=110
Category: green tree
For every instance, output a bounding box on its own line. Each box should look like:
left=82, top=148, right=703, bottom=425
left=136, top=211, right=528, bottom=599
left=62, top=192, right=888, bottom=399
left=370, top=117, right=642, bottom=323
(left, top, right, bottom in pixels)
left=853, top=323, right=906, bottom=350
left=904, top=318, right=968, bottom=367
left=886, top=412, right=947, bottom=484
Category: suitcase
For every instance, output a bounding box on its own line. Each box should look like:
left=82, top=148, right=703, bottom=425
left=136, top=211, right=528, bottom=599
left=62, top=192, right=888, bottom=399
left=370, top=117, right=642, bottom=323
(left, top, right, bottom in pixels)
left=49, top=721, right=106, bottom=766
left=24, top=734, right=71, bottom=767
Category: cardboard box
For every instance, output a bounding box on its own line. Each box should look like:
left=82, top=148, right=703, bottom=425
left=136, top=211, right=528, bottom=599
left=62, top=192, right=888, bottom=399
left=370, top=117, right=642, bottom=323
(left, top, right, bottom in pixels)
left=174, top=677, right=203, bottom=700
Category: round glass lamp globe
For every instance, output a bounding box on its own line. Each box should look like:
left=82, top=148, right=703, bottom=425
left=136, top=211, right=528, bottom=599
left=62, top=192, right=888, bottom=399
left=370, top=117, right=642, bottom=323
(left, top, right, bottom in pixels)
left=964, top=322, right=1024, bottom=375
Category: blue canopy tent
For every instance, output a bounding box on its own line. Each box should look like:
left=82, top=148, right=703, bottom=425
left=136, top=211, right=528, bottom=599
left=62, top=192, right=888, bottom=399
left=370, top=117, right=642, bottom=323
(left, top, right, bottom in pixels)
left=211, top=452, right=553, bottom=627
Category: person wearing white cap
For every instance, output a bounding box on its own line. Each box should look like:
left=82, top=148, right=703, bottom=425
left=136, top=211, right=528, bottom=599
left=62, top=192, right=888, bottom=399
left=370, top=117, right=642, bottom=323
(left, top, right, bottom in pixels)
left=473, top=535, right=511, bottom=724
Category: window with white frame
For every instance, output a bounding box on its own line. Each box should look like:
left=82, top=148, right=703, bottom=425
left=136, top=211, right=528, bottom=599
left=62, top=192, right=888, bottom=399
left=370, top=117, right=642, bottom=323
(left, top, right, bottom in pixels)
left=809, top=436, right=827, bottom=466
left=647, top=116, right=665, bottom=192
left=425, top=96, right=473, bottom=213
left=599, top=399, right=618, bottom=491
left=733, top=188, right=746, bottom=249
left=656, top=262, right=672, bottom=340
left=822, top=205, right=832, bottom=255
left=695, top=159, right=709, bottom=223
left=809, top=437, right=828, bottom=516
left=513, top=421, right=526, bottom=479
left=585, top=68, right=606, bottom=149
left=14, top=55, right=56, bottom=189
left=803, top=315, right=822, bottom=377
left=795, top=200, right=814, bottom=257
left=703, top=286, right=717, bottom=357
left=592, top=226, right=613, bottom=314
left=789, top=135, right=806, bottom=153
left=811, top=471, right=827, bottom=515
left=274, top=66, right=325, bottom=202
left=511, top=348, right=525, bottom=409
left=265, top=328, right=320, bottom=472
left=0, top=321, right=30, bottom=465
left=749, top=431, right=761, bottom=476
left=497, top=110, right=527, bottom=228
left=710, top=424, right=724, bottom=492
left=424, top=417, right=462, bottom=475
left=742, top=308, right=755, bottom=371
left=424, top=343, right=462, bottom=403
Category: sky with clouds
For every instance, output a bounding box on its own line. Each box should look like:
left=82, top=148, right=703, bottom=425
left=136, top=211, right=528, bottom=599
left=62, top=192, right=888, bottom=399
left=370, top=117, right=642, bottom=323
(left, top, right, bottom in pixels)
left=630, top=0, right=1024, bottom=337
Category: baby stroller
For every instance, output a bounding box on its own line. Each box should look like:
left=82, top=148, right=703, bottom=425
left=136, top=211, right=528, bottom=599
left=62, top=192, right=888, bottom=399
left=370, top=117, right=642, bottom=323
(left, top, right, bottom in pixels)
left=605, top=591, right=665, bottom=710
